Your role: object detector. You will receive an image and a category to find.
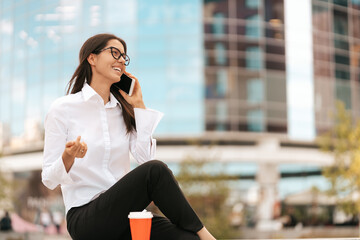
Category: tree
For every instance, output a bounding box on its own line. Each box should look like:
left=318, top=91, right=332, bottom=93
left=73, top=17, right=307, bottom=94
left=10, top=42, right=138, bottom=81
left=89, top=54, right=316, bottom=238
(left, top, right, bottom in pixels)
left=317, top=101, right=360, bottom=216
left=176, top=154, right=236, bottom=238
left=0, top=170, right=9, bottom=202
left=0, top=152, right=13, bottom=211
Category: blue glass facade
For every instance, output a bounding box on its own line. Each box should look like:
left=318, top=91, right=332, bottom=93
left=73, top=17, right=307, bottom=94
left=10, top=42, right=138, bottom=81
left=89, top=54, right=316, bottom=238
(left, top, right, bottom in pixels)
left=2, top=0, right=360, bottom=144
left=135, top=0, right=204, bottom=134
left=0, top=0, right=204, bottom=145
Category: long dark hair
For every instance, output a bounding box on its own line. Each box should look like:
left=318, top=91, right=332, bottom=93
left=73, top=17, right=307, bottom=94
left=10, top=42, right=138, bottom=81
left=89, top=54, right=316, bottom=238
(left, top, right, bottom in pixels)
left=66, top=33, right=135, bottom=133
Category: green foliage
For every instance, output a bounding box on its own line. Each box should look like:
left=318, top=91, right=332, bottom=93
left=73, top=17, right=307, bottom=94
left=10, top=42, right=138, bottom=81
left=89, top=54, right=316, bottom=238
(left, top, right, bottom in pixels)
left=0, top=170, right=8, bottom=200
left=0, top=151, right=7, bottom=201
left=317, top=101, right=360, bottom=214
left=176, top=155, right=236, bottom=238
left=0, top=167, right=13, bottom=210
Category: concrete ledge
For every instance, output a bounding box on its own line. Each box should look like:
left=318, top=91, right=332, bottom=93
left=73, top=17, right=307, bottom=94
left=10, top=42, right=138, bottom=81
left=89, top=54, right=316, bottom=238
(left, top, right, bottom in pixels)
left=240, top=226, right=360, bottom=239
left=0, top=232, right=44, bottom=240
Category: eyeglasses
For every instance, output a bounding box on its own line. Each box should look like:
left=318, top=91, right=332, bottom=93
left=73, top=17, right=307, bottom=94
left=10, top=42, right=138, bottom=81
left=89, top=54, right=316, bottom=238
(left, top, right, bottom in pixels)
left=95, top=46, right=130, bottom=66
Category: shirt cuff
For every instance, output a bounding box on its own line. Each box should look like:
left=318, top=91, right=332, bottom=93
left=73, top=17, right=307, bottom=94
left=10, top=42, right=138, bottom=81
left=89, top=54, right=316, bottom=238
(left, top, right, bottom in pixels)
left=52, top=156, right=74, bottom=185
left=134, top=108, right=164, bottom=140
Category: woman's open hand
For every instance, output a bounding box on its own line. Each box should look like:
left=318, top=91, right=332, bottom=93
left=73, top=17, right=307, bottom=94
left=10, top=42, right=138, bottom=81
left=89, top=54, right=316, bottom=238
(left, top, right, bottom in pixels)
left=65, top=136, right=87, bottom=158
left=62, top=136, right=87, bottom=172
left=119, top=72, right=146, bottom=109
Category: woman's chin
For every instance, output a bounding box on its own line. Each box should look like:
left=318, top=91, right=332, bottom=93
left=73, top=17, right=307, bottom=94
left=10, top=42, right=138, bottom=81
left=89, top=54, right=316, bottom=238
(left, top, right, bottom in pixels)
left=110, top=74, right=120, bottom=83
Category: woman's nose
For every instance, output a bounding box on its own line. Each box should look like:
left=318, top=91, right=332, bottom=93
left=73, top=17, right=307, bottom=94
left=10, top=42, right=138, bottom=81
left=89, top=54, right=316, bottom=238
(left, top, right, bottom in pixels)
left=118, top=56, right=125, bottom=63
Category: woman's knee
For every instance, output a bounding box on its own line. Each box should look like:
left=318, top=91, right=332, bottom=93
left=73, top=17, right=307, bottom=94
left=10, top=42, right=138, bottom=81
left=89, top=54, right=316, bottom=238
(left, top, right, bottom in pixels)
left=144, top=160, right=172, bottom=176
left=144, top=160, right=167, bottom=168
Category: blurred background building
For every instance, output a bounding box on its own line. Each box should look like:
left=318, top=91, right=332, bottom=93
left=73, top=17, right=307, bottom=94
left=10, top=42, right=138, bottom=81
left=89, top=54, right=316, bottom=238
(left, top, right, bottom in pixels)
left=0, top=0, right=360, bottom=235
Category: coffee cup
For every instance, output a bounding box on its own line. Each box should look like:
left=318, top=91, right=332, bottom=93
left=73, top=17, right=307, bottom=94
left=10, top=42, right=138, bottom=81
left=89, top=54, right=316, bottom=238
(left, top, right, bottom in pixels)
left=128, top=210, right=153, bottom=240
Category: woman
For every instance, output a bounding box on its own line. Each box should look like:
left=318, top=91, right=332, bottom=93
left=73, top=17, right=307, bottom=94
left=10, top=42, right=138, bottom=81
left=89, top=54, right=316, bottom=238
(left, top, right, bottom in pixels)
left=42, top=33, right=216, bottom=240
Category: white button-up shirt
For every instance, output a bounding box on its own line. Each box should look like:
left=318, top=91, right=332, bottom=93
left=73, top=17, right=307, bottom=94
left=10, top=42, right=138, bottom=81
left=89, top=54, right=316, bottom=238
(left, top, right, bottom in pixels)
left=42, top=83, right=163, bottom=213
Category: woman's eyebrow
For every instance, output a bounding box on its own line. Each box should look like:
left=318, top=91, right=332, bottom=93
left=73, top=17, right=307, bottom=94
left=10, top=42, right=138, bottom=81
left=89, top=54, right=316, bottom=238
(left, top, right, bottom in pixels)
left=111, top=46, right=125, bottom=52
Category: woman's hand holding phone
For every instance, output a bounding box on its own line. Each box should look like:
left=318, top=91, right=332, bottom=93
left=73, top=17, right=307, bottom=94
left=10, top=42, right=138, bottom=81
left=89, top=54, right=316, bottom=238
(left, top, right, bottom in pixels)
left=119, top=71, right=146, bottom=109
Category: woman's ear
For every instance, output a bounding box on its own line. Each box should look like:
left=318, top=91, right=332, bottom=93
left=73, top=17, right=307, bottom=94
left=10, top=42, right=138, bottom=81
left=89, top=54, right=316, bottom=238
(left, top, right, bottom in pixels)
left=87, top=53, right=96, bottom=66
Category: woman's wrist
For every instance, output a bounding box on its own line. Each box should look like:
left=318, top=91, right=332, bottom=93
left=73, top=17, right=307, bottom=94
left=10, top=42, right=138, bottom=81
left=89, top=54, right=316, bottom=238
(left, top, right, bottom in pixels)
left=62, top=151, right=75, bottom=172
left=133, top=100, right=146, bottom=109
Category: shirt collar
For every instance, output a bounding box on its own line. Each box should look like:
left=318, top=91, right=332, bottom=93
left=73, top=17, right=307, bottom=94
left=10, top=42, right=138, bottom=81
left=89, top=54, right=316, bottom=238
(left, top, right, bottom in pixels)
left=82, top=83, right=121, bottom=109
left=106, top=92, right=120, bottom=108
left=82, top=83, right=98, bottom=102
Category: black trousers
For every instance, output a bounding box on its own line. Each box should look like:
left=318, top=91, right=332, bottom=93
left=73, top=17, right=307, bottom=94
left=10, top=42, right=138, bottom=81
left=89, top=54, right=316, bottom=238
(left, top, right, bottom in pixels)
left=66, top=160, right=203, bottom=240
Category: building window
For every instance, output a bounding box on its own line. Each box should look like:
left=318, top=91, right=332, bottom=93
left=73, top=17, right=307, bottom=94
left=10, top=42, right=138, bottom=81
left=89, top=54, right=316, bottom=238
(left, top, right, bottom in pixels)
left=336, top=80, right=352, bottom=109
left=334, top=38, right=349, bottom=50
left=352, top=0, right=360, bottom=6
left=247, top=78, right=264, bottom=104
left=246, top=14, right=261, bottom=38
left=335, top=54, right=350, bottom=80
left=247, top=109, right=264, bottom=132
left=246, top=46, right=263, bottom=70
left=216, top=101, right=227, bottom=130
left=204, top=51, right=208, bottom=66
left=213, top=12, right=225, bottom=35
left=333, top=10, right=348, bottom=36
left=333, top=0, right=348, bottom=6
left=216, top=69, right=227, bottom=97
left=335, top=69, right=350, bottom=80
left=246, top=0, right=261, bottom=9
left=215, top=42, right=227, bottom=65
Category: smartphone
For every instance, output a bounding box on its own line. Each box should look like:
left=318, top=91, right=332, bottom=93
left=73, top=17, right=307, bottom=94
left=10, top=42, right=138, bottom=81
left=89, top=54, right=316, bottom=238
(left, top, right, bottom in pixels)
left=112, top=73, right=135, bottom=96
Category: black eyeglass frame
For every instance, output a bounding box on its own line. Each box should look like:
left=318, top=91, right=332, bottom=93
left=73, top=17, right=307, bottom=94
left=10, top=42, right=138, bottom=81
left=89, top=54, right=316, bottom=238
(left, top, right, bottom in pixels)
left=95, top=46, right=130, bottom=66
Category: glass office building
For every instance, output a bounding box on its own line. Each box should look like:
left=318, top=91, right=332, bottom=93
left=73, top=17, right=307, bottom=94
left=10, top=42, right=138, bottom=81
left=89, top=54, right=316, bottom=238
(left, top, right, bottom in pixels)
left=2, top=0, right=360, bottom=232
left=204, top=0, right=360, bottom=140
left=312, top=0, right=360, bottom=133
left=1, top=0, right=360, bottom=149
left=204, top=0, right=287, bottom=133
left=0, top=0, right=203, bottom=150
